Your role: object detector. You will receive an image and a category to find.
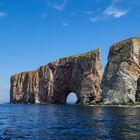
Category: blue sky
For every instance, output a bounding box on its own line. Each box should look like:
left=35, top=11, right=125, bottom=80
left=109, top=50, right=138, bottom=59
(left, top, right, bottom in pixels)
left=0, top=0, right=140, bottom=103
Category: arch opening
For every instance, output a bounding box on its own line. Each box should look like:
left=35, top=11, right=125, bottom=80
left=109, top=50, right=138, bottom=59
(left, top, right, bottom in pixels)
left=66, top=92, right=77, bottom=104
left=136, top=78, right=140, bottom=102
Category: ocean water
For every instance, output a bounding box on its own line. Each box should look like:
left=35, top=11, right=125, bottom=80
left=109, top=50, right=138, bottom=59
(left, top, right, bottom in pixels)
left=0, top=104, right=140, bottom=140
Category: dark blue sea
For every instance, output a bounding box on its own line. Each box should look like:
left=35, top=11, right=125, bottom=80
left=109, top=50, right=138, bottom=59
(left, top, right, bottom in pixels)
left=0, top=104, right=140, bottom=140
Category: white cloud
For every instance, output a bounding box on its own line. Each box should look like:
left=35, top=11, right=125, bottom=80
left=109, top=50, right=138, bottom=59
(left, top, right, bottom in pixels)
left=84, top=0, right=127, bottom=23
left=104, top=5, right=127, bottom=18
left=51, top=0, right=67, bottom=11
left=0, top=12, right=8, bottom=19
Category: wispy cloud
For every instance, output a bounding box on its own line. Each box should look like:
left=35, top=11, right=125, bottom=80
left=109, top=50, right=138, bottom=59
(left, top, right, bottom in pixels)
left=104, top=5, right=127, bottom=18
left=82, top=0, right=128, bottom=23
left=89, top=16, right=106, bottom=23
left=51, top=0, right=67, bottom=11
left=84, top=10, right=93, bottom=15
left=89, top=17, right=98, bottom=23
left=62, top=22, right=69, bottom=26
left=103, top=0, right=128, bottom=18
left=41, top=12, right=47, bottom=19
left=0, top=12, right=8, bottom=19
left=112, top=0, right=123, bottom=4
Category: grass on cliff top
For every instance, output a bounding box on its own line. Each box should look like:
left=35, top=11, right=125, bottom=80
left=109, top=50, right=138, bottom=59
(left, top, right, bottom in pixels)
left=76, top=48, right=99, bottom=57
left=11, top=48, right=99, bottom=77
left=113, top=37, right=140, bottom=46
left=59, top=48, right=100, bottom=60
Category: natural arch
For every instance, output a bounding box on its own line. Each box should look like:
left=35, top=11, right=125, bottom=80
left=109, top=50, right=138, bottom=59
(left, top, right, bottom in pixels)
left=10, top=49, right=103, bottom=105
left=136, top=78, right=140, bottom=102
left=66, top=92, right=78, bottom=104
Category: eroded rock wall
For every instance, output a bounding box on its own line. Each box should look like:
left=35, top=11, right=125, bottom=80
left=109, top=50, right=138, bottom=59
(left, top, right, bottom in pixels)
left=102, top=38, right=140, bottom=104
left=10, top=49, right=103, bottom=104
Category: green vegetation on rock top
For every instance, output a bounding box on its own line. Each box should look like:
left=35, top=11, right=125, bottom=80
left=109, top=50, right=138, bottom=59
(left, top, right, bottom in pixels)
left=11, top=48, right=99, bottom=77
left=113, top=37, right=140, bottom=46
left=59, top=48, right=99, bottom=61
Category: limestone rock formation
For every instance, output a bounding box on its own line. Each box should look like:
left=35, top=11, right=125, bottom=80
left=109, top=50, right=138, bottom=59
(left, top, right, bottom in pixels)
left=10, top=49, right=103, bottom=104
left=102, top=38, right=140, bottom=104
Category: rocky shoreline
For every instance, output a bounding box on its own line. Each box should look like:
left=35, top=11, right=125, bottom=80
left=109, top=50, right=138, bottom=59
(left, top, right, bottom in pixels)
left=10, top=37, right=140, bottom=105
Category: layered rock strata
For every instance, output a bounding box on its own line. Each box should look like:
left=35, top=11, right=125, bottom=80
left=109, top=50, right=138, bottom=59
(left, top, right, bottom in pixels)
left=102, top=38, right=140, bottom=104
left=10, top=49, right=103, bottom=104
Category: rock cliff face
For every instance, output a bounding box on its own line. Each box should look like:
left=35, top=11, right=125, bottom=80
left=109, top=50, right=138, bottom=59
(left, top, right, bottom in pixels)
left=10, top=37, right=140, bottom=105
left=102, top=38, right=140, bottom=104
left=10, top=49, right=103, bottom=104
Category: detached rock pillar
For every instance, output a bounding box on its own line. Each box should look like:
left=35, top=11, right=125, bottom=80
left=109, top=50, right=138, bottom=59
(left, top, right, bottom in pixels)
left=102, top=38, right=140, bottom=104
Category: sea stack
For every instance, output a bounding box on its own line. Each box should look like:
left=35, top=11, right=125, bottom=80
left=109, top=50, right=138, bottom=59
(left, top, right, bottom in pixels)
left=10, top=49, right=103, bottom=104
left=102, top=38, right=140, bottom=104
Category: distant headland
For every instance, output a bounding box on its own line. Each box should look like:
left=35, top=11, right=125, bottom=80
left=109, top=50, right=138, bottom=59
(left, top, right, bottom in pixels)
left=10, top=38, right=140, bottom=105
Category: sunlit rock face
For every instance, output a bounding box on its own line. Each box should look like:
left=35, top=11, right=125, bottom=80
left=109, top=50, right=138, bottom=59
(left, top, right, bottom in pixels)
left=102, top=38, right=140, bottom=104
left=10, top=49, right=103, bottom=105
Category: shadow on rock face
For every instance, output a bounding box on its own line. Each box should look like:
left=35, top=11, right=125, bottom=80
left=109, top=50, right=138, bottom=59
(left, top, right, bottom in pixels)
left=10, top=49, right=103, bottom=105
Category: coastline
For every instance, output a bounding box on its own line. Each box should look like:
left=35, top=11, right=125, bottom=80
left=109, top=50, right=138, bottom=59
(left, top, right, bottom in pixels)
left=1, top=102, right=140, bottom=108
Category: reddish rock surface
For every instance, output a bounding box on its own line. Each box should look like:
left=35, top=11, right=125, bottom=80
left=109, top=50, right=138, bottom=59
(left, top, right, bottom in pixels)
left=10, top=49, right=103, bottom=104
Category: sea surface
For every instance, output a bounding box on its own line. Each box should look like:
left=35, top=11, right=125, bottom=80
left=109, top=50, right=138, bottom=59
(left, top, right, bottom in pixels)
left=0, top=104, right=140, bottom=140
